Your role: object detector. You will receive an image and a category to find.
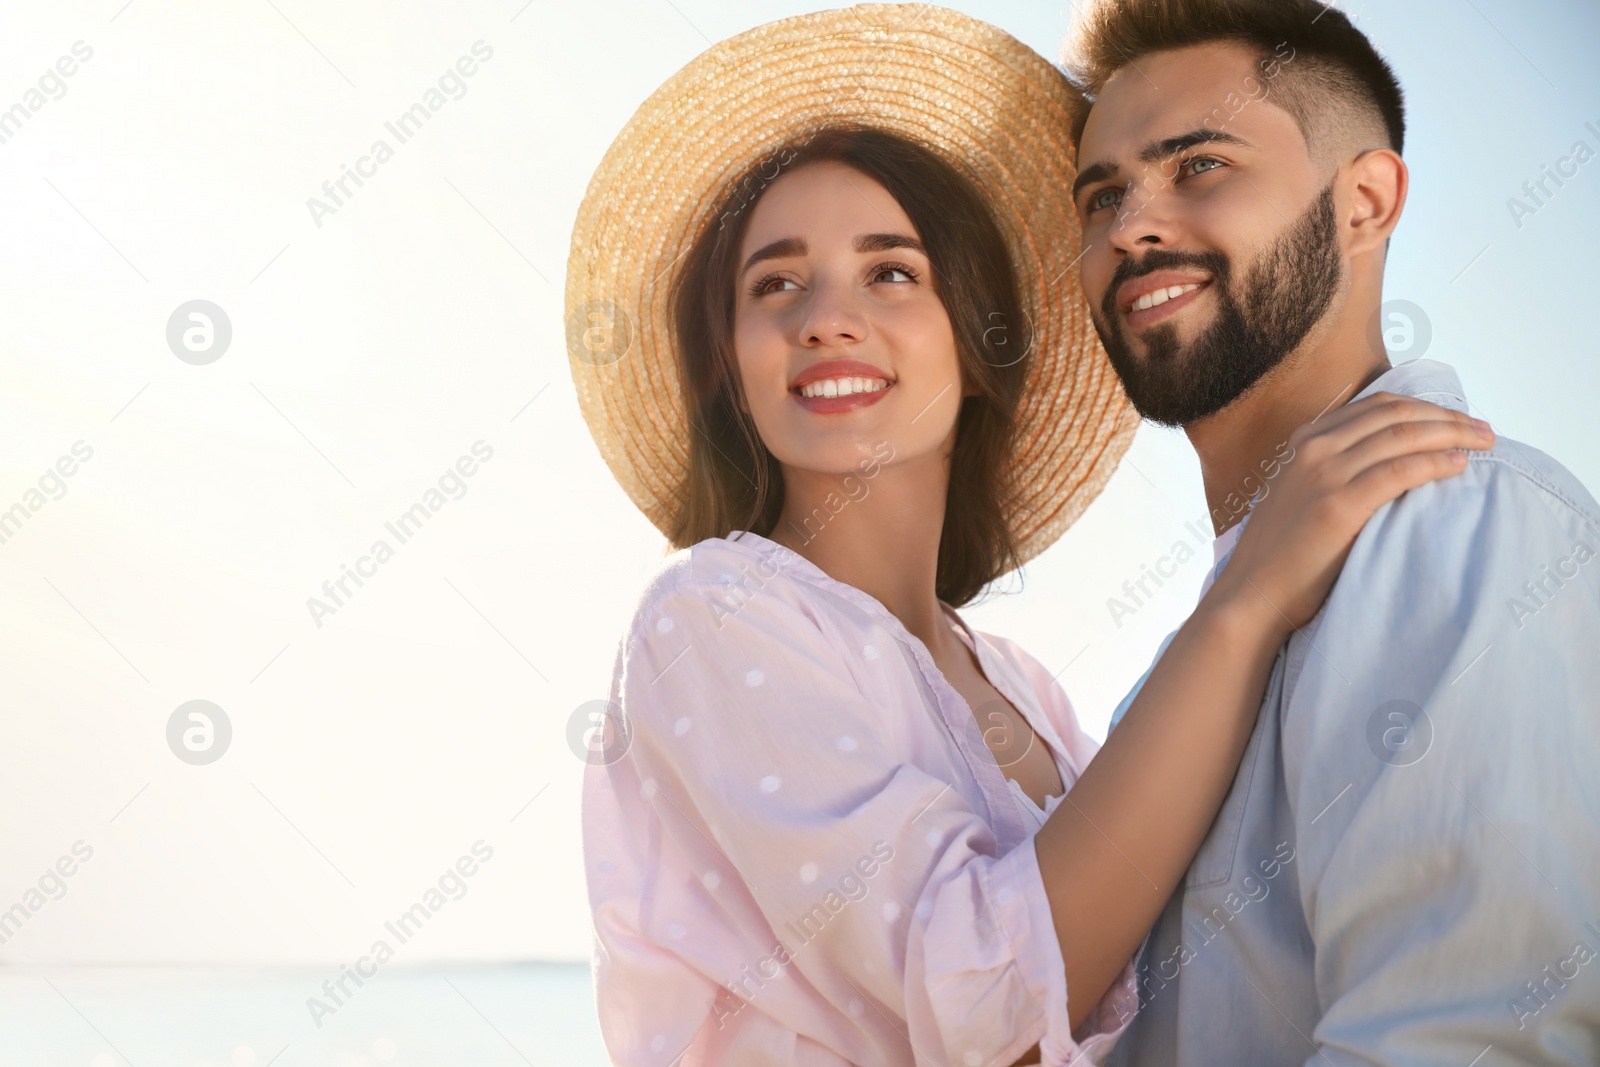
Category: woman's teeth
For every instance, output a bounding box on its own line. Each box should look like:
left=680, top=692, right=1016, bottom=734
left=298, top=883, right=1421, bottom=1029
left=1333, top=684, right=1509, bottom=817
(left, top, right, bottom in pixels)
left=1131, top=282, right=1202, bottom=312
left=798, top=377, right=890, bottom=399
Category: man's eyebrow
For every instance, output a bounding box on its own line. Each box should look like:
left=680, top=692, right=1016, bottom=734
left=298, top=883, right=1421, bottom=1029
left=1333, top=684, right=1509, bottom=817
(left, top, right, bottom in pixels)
left=1140, top=128, right=1253, bottom=164
left=1072, top=161, right=1119, bottom=200
left=742, top=233, right=926, bottom=275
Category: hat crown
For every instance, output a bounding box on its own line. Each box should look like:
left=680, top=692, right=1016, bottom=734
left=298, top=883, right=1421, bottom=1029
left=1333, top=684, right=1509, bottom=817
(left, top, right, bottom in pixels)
left=566, top=4, right=1134, bottom=568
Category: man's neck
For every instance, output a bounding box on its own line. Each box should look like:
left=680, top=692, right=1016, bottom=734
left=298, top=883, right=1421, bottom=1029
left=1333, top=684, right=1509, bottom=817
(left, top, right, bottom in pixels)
left=1185, top=328, right=1390, bottom=537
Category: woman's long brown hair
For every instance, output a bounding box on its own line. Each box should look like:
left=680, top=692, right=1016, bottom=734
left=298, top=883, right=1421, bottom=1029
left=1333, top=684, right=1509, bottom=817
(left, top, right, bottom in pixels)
left=667, top=125, right=1032, bottom=607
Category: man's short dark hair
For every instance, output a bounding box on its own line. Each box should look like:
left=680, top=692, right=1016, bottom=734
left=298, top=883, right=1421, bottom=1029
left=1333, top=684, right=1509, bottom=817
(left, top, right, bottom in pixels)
left=1063, top=0, right=1406, bottom=159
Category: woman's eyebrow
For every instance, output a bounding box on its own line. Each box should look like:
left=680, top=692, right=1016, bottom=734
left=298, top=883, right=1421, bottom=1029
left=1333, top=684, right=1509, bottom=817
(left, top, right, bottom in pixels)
left=741, top=232, right=925, bottom=276
left=741, top=236, right=807, bottom=276
left=854, top=232, right=926, bottom=255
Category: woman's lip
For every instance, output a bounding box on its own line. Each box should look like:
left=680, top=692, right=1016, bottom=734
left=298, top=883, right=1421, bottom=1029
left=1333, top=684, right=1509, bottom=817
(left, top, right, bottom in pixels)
left=791, top=381, right=894, bottom=413
left=1125, top=283, right=1208, bottom=329
left=788, top=359, right=892, bottom=390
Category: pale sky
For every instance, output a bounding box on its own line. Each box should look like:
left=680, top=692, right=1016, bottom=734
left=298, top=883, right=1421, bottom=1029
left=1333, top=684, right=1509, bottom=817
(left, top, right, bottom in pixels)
left=1, top=0, right=1595, bottom=967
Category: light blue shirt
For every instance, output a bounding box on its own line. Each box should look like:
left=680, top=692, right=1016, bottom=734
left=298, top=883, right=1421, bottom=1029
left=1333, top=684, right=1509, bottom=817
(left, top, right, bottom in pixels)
left=1106, top=359, right=1600, bottom=1066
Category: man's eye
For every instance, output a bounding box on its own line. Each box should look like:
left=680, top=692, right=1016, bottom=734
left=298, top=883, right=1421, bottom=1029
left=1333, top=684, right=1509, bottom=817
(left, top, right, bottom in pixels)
left=1089, top=188, right=1122, bottom=212
left=1185, top=157, right=1223, bottom=176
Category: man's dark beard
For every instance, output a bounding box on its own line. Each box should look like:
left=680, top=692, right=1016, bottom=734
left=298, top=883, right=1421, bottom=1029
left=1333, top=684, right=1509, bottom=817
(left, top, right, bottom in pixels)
left=1093, top=182, right=1343, bottom=427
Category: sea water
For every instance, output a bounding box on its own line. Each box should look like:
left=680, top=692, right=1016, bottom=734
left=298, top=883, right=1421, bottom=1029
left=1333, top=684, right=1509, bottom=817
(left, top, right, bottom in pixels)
left=0, top=962, right=608, bottom=1066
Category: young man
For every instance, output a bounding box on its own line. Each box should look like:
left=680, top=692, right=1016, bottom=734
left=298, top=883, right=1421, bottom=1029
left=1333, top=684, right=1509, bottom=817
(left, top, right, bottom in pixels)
left=1063, top=1, right=1600, bottom=1063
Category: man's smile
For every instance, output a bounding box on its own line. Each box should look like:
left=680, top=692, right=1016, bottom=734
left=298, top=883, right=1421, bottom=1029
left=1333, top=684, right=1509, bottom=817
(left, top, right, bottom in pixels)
left=1115, top=270, right=1213, bottom=329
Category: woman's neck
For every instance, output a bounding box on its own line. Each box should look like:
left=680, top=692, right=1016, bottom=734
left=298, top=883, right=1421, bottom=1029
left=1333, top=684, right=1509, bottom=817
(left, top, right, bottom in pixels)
left=767, top=452, right=953, bottom=653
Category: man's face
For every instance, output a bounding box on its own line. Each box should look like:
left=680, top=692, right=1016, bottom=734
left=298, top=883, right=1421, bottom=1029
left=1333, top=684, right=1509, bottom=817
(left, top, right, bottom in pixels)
left=1074, top=42, right=1347, bottom=426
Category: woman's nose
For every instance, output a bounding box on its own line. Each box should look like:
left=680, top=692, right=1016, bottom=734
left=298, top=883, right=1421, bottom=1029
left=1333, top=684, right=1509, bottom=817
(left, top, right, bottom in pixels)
left=798, top=282, right=869, bottom=346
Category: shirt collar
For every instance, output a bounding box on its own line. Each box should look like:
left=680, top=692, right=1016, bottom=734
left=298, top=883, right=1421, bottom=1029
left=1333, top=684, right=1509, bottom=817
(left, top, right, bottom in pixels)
left=1213, top=520, right=1246, bottom=566
left=1208, top=359, right=1466, bottom=582
left=1351, top=358, right=1468, bottom=413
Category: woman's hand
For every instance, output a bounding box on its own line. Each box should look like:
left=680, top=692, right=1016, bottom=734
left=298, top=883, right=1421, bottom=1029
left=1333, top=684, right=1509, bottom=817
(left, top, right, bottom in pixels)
left=1211, top=392, right=1494, bottom=635
left=1038, top=393, right=1492, bottom=1030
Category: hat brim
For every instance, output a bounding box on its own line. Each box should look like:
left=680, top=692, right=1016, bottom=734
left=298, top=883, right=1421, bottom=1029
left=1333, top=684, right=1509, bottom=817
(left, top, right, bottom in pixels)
left=565, top=3, right=1136, bottom=569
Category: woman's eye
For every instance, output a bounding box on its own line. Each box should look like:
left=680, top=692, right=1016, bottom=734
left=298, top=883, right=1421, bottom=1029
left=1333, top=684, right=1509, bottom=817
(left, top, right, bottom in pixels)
left=1089, top=188, right=1122, bottom=212
left=872, top=265, right=917, bottom=283
left=751, top=275, right=800, bottom=296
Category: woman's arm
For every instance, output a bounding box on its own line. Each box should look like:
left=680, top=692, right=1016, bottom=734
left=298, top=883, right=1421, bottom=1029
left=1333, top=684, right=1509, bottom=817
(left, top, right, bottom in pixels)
left=1031, top=393, right=1495, bottom=1033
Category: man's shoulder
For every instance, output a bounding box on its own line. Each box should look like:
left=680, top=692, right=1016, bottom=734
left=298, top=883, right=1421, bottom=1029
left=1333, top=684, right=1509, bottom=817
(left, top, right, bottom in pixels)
left=1355, top=432, right=1599, bottom=568
left=1290, top=431, right=1600, bottom=692
left=1283, top=432, right=1598, bottom=688
left=1464, top=434, right=1600, bottom=524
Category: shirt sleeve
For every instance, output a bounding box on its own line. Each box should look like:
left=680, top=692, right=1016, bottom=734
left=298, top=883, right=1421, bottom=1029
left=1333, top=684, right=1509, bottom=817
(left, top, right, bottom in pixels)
left=603, top=576, right=1117, bottom=1067
left=1105, top=630, right=1176, bottom=736
left=1280, top=456, right=1600, bottom=1065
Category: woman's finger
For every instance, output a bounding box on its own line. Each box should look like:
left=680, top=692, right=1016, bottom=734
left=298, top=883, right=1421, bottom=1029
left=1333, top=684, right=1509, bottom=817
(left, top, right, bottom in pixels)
left=1343, top=448, right=1473, bottom=517
left=1286, top=390, right=1410, bottom=439
left=1294, top=393, right=1485, bottom=456
left=1329, top=417, right=1493, bottom=480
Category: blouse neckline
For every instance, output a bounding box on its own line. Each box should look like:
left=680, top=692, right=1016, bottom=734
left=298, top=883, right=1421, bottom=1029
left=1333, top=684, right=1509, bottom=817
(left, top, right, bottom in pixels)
left=718, top=529, right=1073, bottom=827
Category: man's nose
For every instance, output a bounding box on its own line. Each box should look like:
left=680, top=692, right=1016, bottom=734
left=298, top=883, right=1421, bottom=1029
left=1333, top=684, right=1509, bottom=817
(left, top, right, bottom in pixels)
left=1106, top=181, right=1182, bottom=254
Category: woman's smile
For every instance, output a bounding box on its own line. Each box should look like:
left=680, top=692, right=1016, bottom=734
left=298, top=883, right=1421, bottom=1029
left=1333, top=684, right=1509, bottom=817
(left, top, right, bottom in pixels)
left=731, top=160, right=961, bottom=471
left=790, top=357, right=896, bottom=413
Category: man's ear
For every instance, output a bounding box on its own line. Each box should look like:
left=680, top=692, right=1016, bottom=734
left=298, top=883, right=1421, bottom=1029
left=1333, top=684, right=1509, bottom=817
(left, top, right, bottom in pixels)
left=1344, top=148, right=1407, bottom=257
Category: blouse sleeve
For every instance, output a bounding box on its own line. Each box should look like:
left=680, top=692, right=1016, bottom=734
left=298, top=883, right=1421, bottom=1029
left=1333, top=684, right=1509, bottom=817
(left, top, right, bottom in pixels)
left=602, top=576, right=1121, bottom=1066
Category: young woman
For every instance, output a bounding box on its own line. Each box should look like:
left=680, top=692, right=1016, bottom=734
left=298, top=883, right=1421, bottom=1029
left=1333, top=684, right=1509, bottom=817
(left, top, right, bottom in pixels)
left=566, top=11, right=1491, bottom=1066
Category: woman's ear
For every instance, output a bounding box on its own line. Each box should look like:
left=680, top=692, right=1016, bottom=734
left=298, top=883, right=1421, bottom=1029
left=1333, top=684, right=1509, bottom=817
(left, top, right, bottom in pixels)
left=1344, top=148, right=1408, bottom=258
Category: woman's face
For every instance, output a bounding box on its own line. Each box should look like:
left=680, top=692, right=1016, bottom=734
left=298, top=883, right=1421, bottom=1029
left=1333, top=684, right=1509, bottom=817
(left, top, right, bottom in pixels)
left=732, top=161, right=965, bottom=478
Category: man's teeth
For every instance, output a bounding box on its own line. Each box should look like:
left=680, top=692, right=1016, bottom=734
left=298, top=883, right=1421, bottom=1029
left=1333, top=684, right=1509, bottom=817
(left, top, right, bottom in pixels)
left=798, top=377, right=890, bottom=399
left=1132, top=283, right=1202, bottom=312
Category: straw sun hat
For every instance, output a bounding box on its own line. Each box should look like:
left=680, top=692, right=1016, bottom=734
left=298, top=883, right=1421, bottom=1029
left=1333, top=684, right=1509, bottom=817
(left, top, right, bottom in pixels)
left=564, top=3, right=1136, bottom=568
